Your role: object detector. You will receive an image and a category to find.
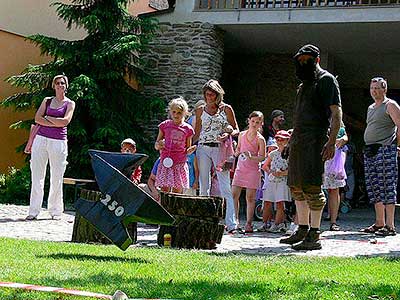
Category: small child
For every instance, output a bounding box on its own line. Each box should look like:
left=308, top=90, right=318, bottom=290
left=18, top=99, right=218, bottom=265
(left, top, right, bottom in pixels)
left=262, top=130, right=292, bottom=234
left=216, top=124, right=235, bottom=172
left=231, top=111, right=266, bottom=233
left=120, top=138, right=142, bottom=185
left=184, top=151, right=199, bottom=196
left=184, top=102, right=203, bottom=196
left=210, top=166, right=220, bottom=197
left=257, top=137, right=278, bottom=232
left=142, top=157, right=161, bottom=202
left=154, top=97, right=196, bottom=193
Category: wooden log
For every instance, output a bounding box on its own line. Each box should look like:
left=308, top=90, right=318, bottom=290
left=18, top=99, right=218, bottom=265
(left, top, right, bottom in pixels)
left=71, top=189, right=137, bottom=245
left=160, top=192, right=225, bottom=219
left=157, top=216, right=225, bottom=249
left=157, top=192, right=226, bottom=249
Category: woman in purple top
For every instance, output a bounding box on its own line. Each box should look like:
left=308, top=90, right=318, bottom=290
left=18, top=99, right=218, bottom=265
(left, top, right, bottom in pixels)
left=26, top=75, right=76, bottom=220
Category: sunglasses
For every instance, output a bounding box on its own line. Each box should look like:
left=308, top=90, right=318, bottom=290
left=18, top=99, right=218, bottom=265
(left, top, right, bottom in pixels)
left=297, top=56, right=316, bottom=66
left=370, top=77, right=387, bottom=89
left=276, top=138, right=288, bottom=142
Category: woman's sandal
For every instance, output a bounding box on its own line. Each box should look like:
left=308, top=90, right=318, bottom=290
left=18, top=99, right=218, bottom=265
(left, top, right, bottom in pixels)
left=375, top=226, right=397, bottom=236
left=360, top=224, right=384, bottom=233
left=244, top=224, right=254, bottom=233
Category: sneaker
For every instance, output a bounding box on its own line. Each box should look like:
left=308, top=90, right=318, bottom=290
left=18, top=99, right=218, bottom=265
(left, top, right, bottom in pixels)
left=257, top=222, right=272, bottom=232
left=267, top=223, right=278, bottom=233
left=269, top=223, right=287, bottom=233
left=286, top=222, right=298, bottom=235
left=25, top=215, right=37, bottom=221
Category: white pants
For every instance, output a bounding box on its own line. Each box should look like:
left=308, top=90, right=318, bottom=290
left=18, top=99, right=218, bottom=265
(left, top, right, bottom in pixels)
left=197, top=145, right=237, bottom=231
left=29, top=135, right=68, bottom=217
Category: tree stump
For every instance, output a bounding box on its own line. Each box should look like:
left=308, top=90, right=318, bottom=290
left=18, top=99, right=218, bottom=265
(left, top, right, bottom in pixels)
left=157, top=192, right=225, bottom=249
left=71, top=189, right=137, bottom=245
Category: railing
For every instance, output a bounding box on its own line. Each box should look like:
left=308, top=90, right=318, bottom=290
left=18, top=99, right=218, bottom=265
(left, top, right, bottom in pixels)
left=197, top=0, right=400, bottom=9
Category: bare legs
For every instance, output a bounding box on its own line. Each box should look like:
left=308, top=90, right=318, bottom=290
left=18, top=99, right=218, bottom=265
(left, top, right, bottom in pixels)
left=232, top=185, right=256, bottom=230
left=161, top=187, right=183, bottom=194
left=375, top=202, right=395, bottom=229
left=328, top=188, right=340, bottom=224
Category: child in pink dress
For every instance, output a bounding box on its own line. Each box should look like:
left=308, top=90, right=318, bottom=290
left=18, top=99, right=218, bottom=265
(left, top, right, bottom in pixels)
left=232, top=111, right=266, bottom=233
left=155, top=97, right=196, bottom=193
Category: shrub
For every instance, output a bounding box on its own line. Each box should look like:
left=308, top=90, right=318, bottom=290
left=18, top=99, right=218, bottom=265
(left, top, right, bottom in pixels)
left=0, top=166, right=31, bottom=205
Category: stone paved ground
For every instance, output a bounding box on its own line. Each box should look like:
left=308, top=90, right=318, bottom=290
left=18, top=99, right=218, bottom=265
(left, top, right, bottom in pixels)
left=1, top=204, right=399, bottom=257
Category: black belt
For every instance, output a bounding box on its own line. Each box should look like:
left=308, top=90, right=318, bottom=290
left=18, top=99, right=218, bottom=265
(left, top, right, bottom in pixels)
left=201, top=142, right=220, bottom=147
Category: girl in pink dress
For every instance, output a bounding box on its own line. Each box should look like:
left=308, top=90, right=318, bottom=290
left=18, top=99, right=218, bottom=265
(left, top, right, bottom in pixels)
left=232, top=111, right=266, bottom=233
left=155, top=97, right=196, bottom=193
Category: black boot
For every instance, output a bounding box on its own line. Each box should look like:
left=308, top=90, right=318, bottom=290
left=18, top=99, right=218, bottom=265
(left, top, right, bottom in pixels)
left=292, top=229, right=322, bottom=251
left=280, top=226, right=308, bottom=245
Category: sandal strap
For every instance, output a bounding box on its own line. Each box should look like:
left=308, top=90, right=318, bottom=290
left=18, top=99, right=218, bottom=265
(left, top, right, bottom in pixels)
left=361, top=224, right=383, bottom=233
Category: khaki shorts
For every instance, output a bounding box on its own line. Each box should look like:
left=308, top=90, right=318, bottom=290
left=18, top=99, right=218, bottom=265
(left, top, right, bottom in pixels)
left=290, top=185, right=326, bottom=210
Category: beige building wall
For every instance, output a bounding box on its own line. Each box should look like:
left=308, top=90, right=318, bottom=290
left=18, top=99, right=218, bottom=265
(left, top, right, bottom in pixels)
left=0, top=0, right=86, bottom=40
left=0, top=0, right=152, bottom=173
left=0, top=0, right=86, bottom=173
left=0, top=30, right=52, bottom=172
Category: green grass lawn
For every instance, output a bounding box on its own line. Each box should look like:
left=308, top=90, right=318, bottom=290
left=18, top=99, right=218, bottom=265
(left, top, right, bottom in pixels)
left=0, top=237, right=399, bottom=300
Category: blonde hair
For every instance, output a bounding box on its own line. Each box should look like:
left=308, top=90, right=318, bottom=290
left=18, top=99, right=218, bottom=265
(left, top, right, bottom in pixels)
left=202, top=79, right=225, bottom=105
left=52, top=74, right=69, bottom=89
left=168, top=97, right=189, bottom=116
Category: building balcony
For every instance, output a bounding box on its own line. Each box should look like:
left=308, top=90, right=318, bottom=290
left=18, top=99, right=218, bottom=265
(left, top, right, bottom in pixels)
left=197, top=0, right=400, bottom=9
left=153, top=0, right=400, bottom=85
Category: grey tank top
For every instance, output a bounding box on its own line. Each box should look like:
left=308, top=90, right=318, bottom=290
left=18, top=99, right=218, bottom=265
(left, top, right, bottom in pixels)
left=364, top=99, right=396, bottom=145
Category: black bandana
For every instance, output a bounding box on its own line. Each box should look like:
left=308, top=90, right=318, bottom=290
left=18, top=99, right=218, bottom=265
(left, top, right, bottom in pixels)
left=295, top=58, right=317, bottom=81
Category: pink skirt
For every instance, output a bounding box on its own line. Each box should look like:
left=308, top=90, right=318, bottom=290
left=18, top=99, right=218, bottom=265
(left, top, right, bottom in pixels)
left=232, top=167, right=261, bottom=189
left=155, top=161, right=189, bottom=190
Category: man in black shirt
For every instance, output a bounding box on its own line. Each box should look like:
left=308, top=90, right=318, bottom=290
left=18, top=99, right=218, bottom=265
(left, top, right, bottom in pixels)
left=266, top=109, right=285, bottom=139
left=280, top=44, right=343, bottom=250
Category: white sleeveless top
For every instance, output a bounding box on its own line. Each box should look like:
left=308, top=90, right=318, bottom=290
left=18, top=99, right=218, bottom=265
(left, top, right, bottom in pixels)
left=198, top=107, right=229, bottom=144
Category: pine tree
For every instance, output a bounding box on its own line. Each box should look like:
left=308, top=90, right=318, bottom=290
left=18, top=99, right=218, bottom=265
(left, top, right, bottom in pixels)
left=2, top=0, right=163, bottom=178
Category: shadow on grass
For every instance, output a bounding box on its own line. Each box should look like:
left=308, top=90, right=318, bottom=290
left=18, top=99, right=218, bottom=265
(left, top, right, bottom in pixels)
left=206, top=246, right=400, bottom=259
left=36, top=252, right=150, bottom=264
left=8, top=273, right=400, bottom=300
left=355, top=252, right=400, bottom=260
